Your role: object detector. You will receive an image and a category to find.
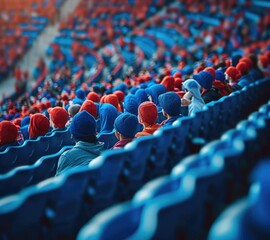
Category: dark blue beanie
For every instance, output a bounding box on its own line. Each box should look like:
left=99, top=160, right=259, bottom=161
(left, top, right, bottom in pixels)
left=114, top=113, right=138, bottom=138
left=232, top=54, right=242, bottom=67
left=158, top=92, right=181, bottom=116
left=70, top=110, right=96, bottom=138
left=193, top=71, right=214, bottom=90
left=215, top=70, right=225, bottom=82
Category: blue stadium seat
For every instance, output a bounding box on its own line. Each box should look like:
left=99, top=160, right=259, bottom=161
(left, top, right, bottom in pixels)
left=77, top=202, right=144, bottom=240
left=208, top=160, right=270, bottom=240
left=0, top=128, right=74, bottom=174
left=0, top=145, right=72, bottom=198
left=97, top=130, right=118, bottom=150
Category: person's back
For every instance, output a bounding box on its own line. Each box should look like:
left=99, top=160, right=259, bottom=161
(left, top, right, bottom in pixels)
left=56, top=111, right=104, bottom=175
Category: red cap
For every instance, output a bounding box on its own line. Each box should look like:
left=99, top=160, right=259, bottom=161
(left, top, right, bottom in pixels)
left=86, top=92, right=100, bottom=103
left=138, top=102, right=158, bottom=125
left=48, top=107, right=69, bottom=128
left=29, top=113, right=50, bottom=138
left=0, top=121, right=18, bottom=145
left=79, top=100, right=98, bottom=118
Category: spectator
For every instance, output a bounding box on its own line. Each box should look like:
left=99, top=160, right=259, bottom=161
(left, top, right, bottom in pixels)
left=135, top=89, right=148, bottom=105
left=236, top=62, right=253, bottom=87
left=48, top=106, right=69, bottom=131
left=135, top=102, right=161, bottom=137
left=182, top=79, right=205, bottom=116
left=0, top=121, right=19, bottom=151
left=145, top=84, right=167, bottom=111
left=225, top=66, right=242, bottom=91
left=158, top=92, right=182, bottom=126
left=98, top=103, right=119, bottom=135
left=193, top=71, right=221, bottom=104
left=213, top=70, right=233, bottom=96
left=124, top=94, right=139, bottom=116
left=79, top=100, right=98, bottom=119
left=28, top=113, right=50, bottom=140
left=66, top=104, right=81, bottom=127
left=111, top=113, right=138, bottom=149
left=56, top=110, right=103, bottom=175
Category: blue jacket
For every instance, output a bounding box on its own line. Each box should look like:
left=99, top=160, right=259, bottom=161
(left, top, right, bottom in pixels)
left=56, top=141, right=104, bottom=175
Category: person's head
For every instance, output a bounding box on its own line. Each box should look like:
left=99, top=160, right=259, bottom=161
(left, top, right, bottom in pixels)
left=158, top=92, right=181, bottom=118
left=124, top=94, right=139, bottom=116
left=79, top=100, right=98, bottom=118
left=114, top=113, right=138, bottom=140
left=48, top=107, right=69, bottom=129
left=135, top=89, right=148, bottom=105
left=70, top=110, right=97, bottom=142
left=145, top=84, right=166, bottom=106
left=225, top=66, right=241, bottom=82
left=0, top=121, right=18, bottom=146
left=99, top=103, right=119, bottom=133
left=204, top=67, right=216, bottom=79
left=103, top=94, right=122, bottom=112
left=236, top=62, right=249, bottom=76
left=29, top=113, right=50, bottom=138
left=68, top=104, right=81, bottom=118
left=215, top=70, right=226, bottom=82
left=138, top=102, right=158, bottom=126
left=161, top=76, right=175, bottom=92
left=193, top=71, right=214, bottom=90
left=86, top=92, right=100, bottom=103
left=182, top=79, right=202, bottom=100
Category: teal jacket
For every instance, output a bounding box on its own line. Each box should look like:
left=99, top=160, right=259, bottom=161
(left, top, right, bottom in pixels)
left=56, top=141, right=104, bottom=175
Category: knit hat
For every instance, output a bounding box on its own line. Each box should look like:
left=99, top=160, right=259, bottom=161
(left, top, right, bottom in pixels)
left=68, top=104, right=81, bottom=117
left=193, top=71, right=214, bottom=90
left=259, top=55, right=269, bottom=69
left=29, top=113, right=50, bottom=138
left=103, top=94, right=122, bottom=112
left=70, top=110, right=96, bottom=139
left=138, top=102, right=158, bottom=125
left=48, top=107, right=69, bottom=128
left=135, top=89, right=148, bottom=105
left=79, top=100, right=98, bottom=118
left=113, top=90, right=125, bottom=102
left=225, top=66, right=241, bottom=81
left=215, top=70, right=226, bottom=82
left=231, top=54, right=242, bottom=67
left=204, top=67, right=216, bottom=79
left=86, top=92, right=100, bottom=103
left=124, top=94, right=139, bottom=116
left=158, top=92, right=181, bottom=116
left=114, top=113, right=138, bottom=138
left=76, top=89, right=85, bottom=100
left=161, top=76, right=175, bottom=91
left=239, top=57, right=253, bottom=69
left=145, top=84, right=166, bottom=106
left=236, top=62, right=249, bottom=76
left=0, top=121, right=18, bottom=145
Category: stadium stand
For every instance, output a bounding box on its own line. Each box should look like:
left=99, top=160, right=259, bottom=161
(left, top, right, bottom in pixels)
left=0, top=0, right=270, bottom=239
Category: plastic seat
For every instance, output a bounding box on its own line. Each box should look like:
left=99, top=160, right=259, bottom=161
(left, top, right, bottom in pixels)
left=209, top=161, right=270, bottom=240
left=97, top=130, right=118, bottom=149
left=77, top=202, right=144, bottom=240
left=0, top=145, right=73, bottom=198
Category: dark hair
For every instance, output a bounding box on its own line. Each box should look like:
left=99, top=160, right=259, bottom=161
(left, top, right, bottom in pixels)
left=72, top=135, right=98, bottom=143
